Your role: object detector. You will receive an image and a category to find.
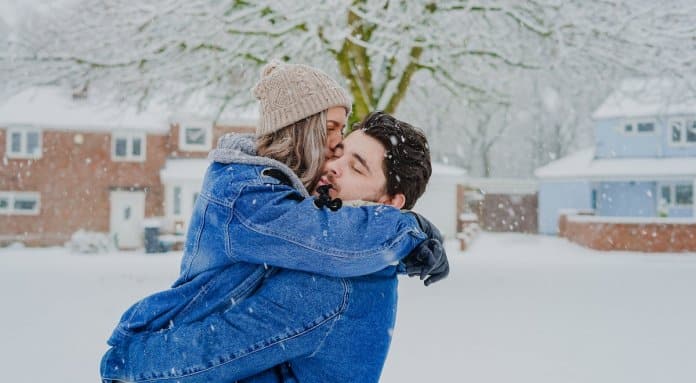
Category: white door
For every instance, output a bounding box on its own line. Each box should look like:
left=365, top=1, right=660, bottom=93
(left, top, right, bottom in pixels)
left=110, top=190, right=146, bottom=249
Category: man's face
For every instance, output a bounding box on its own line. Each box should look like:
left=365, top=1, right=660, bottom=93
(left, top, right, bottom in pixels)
left=317, top=130, right=403, bottom=207
left=325, top=106, right=347, bottom=159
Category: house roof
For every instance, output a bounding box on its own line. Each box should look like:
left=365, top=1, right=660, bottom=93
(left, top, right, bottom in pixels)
left=0, top=87, right=259, bottom=133
left=592, top=78, right=696, bottom=120
left=535, top=147, right=696, bottom=181
left=160, top=158, right=211, bottom=183
left=0, top=87, right=170, bottom=132
left=431, top=162, right=468, bottom=177
left=167, top=90, right=258, bottom=126
left=464, top=178, right=538, bottom=194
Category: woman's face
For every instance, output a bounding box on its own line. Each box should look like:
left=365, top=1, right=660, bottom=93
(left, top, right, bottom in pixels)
left=325, top=106, right=348, bottom=159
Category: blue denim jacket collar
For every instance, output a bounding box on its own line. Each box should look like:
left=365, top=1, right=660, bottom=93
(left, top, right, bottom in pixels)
left=208, top=133, right=309, bottom=197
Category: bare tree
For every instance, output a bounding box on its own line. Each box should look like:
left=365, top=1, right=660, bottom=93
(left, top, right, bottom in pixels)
left=2, top=0, right=694, bottom=124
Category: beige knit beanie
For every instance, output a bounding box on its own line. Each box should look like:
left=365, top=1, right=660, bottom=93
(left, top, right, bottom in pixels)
left=252, top=60, right=352, bottom=136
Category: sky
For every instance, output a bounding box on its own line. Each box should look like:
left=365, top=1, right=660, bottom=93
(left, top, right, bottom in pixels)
left=0, top=0, right=69, bottom=27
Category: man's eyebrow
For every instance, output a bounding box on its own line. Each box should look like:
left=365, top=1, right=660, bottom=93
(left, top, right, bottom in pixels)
left=352, top=152, right=370, bottom=174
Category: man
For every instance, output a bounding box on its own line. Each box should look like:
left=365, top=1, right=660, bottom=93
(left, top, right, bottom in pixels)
left=247, top=111, right=443, bottom=382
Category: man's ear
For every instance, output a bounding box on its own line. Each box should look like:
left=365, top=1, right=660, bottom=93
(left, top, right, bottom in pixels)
left=379, top=193, right=406, bottom=209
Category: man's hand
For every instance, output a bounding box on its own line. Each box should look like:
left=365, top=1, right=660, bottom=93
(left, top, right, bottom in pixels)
left=402, top=212, right=450, bottom=286
left=403, top=238, right=449, bottom=286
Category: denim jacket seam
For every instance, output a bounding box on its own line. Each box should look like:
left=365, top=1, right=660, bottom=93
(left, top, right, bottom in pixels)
left=181, top=200, right=209, bottom=280
left=307, top=278, right=352, bottom=358
left=129, top=281, right=351, bottom=382
left=233, top=209, right=421, bottom=260
left=224, top=198, right=237, bottom=261
left=221, top=266, right=269, bottom=305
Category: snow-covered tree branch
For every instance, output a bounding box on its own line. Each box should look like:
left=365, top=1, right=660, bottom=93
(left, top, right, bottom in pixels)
left=1, top=0, right=694, bottom=175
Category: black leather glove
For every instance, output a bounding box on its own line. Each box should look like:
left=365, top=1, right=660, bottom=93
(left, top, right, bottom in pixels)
left=403, top=238, right=449, bottom=286
left=403, top=212, right=450, bottom=286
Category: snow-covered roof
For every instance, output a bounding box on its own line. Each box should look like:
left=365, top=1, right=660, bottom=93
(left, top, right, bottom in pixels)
left=592, top=78, right=696, bottom=120
left=535, top=147, right=696, bottom=180
left=168, top=91, right=258, bottom=126
left=0, top=87, right=170, bottom=132
left=160, top=158, right=211, bottom=183
left=464, top=178, right=538, bottom=194
left=0, top=87, right=259, bottom=133
left=567, top=214, right=696, bottom=225
left=431, top=162, right=468, bottom=177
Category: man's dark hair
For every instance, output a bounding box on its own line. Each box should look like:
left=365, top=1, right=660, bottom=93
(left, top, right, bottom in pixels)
left=355, top=111, right=432, bottom=210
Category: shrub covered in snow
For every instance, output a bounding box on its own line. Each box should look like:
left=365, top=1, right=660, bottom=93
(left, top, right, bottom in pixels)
left=65, top=230, right=115, bottom=254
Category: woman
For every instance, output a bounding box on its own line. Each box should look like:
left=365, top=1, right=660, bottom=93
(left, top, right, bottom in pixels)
left=101, top=61, right=444, bottom=382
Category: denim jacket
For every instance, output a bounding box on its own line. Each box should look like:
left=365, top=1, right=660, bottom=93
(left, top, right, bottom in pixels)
left=101, top=134, right=425, bottom=382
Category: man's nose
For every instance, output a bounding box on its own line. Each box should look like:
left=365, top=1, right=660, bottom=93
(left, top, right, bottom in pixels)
left=325, top=159, right=341, bottom=177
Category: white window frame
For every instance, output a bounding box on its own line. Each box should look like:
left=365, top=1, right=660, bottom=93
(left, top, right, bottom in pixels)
left=0, top=191, right=41, bottom=215
left=668, top=118, right=696, bottom=146
left=658, top=182, right=694, bottom=208
left=5, top=126, right=43, bottom=159
left=619, top=119, right=657, bottom=136
left=178, top=122, right=212, bottom=152
left=111, top=131, right=146, bottom=162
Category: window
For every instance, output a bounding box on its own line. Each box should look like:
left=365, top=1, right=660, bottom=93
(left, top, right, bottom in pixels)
left=111, top=132, right=146, bottom=161
left=675, top=184, right=693, bottom=206
left=660, top=185, right=671, bottom=204
left=179, top=124, right=212, bottom=152
left=0, top=195, right=9, bottom=212
left=636, top=122, right=655, bottom=133
left=173, top=186, right=182, bottom=215
left=0, top=192, right=40, bottom=215
left=659, top=183, right=693, bottom=208
left=6, top=127, right=42, bottom=159
left=670, top=119, right=696, bottom=145
left=621, top=120, right=656, bottom=135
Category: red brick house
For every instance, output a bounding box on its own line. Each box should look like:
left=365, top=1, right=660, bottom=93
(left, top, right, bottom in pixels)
left=0, top=87, right=254, bottom=248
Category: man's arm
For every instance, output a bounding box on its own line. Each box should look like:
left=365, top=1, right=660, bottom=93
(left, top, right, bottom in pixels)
left=101, top=271, right=349, bottom=383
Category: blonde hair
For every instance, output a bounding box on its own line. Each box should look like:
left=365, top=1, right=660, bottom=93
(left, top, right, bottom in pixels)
left=256, top=110, right=327, bottom=191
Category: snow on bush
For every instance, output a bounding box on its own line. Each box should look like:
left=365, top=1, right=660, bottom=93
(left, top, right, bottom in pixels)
left=65, top=230, right=115, bottom=254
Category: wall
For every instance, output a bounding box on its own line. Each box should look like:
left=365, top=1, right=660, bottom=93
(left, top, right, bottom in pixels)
left=0, top=129, right=168, bottom=246
left=559, top=214, right=696, bottom=252
left=594, top=115, right=696, bottom=159
left=413, top=175, right=461, bottom=239
left=538, top=180, right=593, bottom=234
left=0, top=123, right=255, bottom=247
left=596, top=181, right=656, bottom=217
left=479, top=194, right=537, bottom=233
left=594, top=117, right=661, bottom=158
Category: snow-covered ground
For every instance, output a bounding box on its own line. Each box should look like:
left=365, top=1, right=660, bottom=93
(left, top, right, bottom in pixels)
left=1, top=233, right=695, bottom=383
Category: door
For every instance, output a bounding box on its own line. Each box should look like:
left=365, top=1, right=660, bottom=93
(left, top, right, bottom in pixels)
left=110, top=190, right=146, bottom=249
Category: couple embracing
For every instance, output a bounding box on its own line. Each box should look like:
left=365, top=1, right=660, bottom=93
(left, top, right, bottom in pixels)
left=101, top=60, right=449, bottom=383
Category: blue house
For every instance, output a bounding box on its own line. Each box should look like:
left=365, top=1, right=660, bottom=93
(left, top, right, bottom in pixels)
left=536, top=79, right=696, bottom=234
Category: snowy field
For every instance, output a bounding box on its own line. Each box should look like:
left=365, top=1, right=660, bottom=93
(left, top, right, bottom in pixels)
left=1, top=233, right=695, bottom=383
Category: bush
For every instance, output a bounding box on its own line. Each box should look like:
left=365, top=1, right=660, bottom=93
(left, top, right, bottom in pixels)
left=65, top=230, right=115, bottom=254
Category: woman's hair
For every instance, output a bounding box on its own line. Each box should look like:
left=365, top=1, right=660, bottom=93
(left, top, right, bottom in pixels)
left=256, top=110, right=327, bottom=192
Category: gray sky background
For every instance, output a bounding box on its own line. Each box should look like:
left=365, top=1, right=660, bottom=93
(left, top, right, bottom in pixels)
left=0, top=0, right=69, bottom=27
